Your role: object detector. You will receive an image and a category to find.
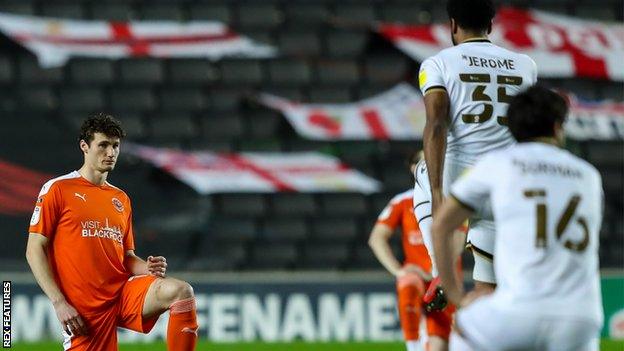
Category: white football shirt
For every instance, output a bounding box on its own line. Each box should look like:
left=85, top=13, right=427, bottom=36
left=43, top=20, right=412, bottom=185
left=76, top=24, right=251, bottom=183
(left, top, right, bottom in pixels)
left=419, top=39, right=538, bottom=166
left=451, top=142, right=603, bottom=324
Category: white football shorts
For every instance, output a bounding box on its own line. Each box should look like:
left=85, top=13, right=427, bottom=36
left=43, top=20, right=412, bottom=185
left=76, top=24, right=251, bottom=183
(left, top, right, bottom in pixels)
left=413, top=158, right=496, bottom=283
left=454, top=296, right=600, bottom=351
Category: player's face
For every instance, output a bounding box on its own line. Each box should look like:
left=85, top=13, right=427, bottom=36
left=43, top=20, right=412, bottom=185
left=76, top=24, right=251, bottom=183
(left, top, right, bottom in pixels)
left=82, top=133, right=120, bottom=173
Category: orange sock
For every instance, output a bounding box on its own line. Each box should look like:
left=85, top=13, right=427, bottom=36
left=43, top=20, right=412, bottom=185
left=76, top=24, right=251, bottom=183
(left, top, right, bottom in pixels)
left=167, top=297, right=198, bottom=351
left=397, top=274, right=424, bottom=341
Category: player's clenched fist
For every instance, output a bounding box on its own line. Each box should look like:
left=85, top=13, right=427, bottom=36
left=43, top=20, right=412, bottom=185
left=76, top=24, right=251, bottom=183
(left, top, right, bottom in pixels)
left=147, top=256, right=167, bottom=278
left=53, top=299, right=88, bottom=336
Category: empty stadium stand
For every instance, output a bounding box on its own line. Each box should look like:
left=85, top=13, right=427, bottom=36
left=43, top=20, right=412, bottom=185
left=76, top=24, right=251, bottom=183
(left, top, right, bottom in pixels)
left=0, top=0, right=622, bottom=272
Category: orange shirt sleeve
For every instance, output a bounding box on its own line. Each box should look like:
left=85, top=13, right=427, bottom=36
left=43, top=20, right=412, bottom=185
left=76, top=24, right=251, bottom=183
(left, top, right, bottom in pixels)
left=123, top=197, right=135, bottom=251
left=28, top=183, right=62, bottom=238
left=376, top=199, right=402, bottom=230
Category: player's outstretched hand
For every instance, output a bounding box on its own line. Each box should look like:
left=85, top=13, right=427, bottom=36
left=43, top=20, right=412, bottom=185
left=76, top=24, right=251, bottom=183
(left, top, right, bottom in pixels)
left=53, top=299, right=87, bottom=336
left=147, top=255, right=167, bottom=278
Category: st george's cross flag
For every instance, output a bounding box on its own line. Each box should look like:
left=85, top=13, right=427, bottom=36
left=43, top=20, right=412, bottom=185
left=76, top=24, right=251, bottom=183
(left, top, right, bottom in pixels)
left=565, top=93, right=624, bottom=140
left=258, top=83, right=426, bottom=140
left=378, top=7, right=624, bottom=81
left=0, top=12, right=276, bottom=67
left=125, top=144, right=382, bottom=194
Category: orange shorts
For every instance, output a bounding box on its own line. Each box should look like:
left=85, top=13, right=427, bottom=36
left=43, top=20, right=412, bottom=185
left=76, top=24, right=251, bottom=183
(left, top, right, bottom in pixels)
left=64, top=275, right=160, bottom=351
left=396, top=275, right=455, bottom=341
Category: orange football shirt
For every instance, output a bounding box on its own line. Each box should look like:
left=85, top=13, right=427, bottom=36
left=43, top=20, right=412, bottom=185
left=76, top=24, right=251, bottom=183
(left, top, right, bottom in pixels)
left=376, top=189, right=432, bottom=272
left=28, top=171, right=134, bottom=314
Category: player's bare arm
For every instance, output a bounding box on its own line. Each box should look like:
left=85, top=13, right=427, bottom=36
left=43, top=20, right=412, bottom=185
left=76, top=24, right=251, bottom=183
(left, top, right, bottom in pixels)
left=368, top=223, right=431, bottom=280
left=423, top=90, right=450, bottom=215
left=431, top=197, right=472, bottom=306
left=26, top=233, right=88, bottom=336
left=125, top=250, right=167, bottom=278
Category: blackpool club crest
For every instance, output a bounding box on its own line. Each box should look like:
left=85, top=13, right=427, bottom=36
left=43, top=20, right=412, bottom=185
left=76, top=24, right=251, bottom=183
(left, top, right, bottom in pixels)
left=112, top=198, right=124, bottom=212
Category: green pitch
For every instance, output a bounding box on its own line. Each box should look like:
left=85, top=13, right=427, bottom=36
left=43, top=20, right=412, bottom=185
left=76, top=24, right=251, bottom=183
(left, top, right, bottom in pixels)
left=1, top=342, right=404, bottom=351
left=8, top=340, right=624, bottom=351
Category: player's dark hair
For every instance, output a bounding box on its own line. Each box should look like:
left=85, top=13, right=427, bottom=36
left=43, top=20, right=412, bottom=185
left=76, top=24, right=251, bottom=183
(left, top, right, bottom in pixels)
left=446, top=0, right=495, bottom=32
left=507, top=86, right=568, bottom=142
left=79, top=113, right=126, bottom=144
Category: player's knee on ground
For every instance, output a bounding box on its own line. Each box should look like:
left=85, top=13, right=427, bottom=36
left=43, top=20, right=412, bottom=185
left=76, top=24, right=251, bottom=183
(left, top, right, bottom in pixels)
left=156, top=279, right=194, bottom=309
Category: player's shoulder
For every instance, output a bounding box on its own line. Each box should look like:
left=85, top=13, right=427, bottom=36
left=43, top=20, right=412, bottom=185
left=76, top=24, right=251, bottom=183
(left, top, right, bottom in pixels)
left=495, top=45, right=537, bottom=69
left=559, top=148, right=601, bottom=180
left=394, top=189, right=414, bottom=202
left=553, top=148, right=603, bottom=190
left=513, top=51, right=537, bottom=72
left=38, top=171, right=81, bottom=196
left=420, top=45, right=459, bottom=70
left=389, top=189, right=413, bottom=206
left=512, top=143, right=600, bottom=178
left=491, top=44, right=529, bottom=58
left=521, top=53, right=537, bottom=68
left=426, top=45, right=460, bottom=63
left=105, top=181, right=131, bottom=202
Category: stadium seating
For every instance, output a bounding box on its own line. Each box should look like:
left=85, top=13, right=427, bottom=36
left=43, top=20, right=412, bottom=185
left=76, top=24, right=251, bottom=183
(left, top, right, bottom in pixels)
left=0, top=0, right=622, bottom=272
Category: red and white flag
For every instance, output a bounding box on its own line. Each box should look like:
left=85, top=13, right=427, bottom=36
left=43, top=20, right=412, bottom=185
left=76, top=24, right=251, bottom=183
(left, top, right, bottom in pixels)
left=378, top=7, right=624, bottom=81
left=260, top=84, right=623, bottom=141
left=0, top=12, right=276, bottom=67
left=565, top=94, right=624, bottom=140
left=0, top=159, right=50, bottom=216
left=125, top=144, right=381, bottom=194
left=259, top=83, right=426, bottom=140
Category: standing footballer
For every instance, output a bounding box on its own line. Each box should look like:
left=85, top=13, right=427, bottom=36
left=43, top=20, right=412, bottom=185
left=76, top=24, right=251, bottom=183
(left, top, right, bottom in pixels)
left=369, top=152, right=456, bottom=351
left=415, top=0, right=538, bottom=302
left=26, top=113, right=199, bottom=350
left=434, top=86, right=603, bottom=350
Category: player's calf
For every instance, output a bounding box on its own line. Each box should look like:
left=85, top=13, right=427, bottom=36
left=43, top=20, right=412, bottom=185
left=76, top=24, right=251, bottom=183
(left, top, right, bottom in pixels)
left=144, top=278, right=199, bottom=351
left=397, top=274, right=424, bottom=351
left=164, top=280, right=198, bottom=351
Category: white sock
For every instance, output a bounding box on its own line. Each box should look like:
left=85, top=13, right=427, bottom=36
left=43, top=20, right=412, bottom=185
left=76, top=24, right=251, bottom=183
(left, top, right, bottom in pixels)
left=406, top=340, right=424, bottom=351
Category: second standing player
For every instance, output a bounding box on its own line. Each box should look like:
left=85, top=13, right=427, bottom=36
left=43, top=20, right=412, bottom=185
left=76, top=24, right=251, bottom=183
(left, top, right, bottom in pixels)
left=416, top=0, right=538, bottom=299
left=369, top=152, right=455, bottom=351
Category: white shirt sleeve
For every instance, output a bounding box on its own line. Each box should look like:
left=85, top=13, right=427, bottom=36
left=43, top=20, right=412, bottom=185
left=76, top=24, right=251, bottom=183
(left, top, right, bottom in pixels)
left=450, top=154, right=499, bottom=213
left=418, top=57, right=446, bottom=94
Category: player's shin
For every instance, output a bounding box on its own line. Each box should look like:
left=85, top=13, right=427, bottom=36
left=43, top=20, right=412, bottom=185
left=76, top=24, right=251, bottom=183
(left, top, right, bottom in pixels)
left=167, top=297, right=199, bottom=351
left=397, top=275, right=424, bottom=350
